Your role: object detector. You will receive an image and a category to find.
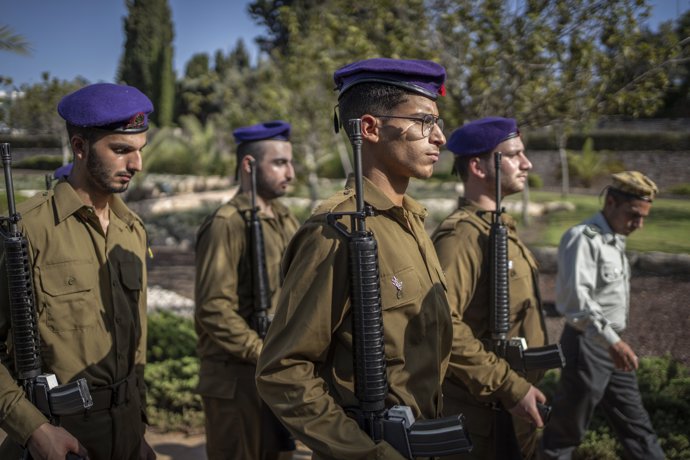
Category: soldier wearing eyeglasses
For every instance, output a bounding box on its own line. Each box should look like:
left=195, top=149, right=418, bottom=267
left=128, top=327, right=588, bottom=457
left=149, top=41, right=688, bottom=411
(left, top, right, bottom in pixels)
left=431, top=117, right=549, bottom=459
left=256, top=59, right=548, bottom=460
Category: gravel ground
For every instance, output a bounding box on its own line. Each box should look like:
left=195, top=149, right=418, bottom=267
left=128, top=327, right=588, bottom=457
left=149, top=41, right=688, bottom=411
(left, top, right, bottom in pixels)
left=148, top=245, right=690, bottom=366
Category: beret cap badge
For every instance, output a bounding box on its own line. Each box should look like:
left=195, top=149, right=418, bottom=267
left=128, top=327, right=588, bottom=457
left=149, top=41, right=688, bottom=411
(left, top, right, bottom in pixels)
left=125, top=112, right=146, bottom=131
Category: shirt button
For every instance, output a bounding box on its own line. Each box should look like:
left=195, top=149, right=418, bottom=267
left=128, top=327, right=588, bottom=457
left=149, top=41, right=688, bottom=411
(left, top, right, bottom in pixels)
left=66, top=276, right=76, bottom=285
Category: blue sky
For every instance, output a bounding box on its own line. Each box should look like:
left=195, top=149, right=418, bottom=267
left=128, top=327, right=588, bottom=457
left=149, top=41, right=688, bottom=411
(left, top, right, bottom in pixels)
left=2, top=0, right=689, bottom=88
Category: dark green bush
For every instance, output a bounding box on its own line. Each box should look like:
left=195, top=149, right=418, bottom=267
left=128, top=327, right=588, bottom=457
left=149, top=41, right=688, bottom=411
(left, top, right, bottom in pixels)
left=147, top=310, right=197, bottom=362
left=14, top=155, right=62, bottom=171
left=144, top=356, right=203, bottom=433
left=528, top=173, right=543, bottom=189
left=0, top=135, right=61, bottom=149
left=526, top=130, right=690, bottom=151
left=539, top=355, right=690, bottom=459
left=667, top=183, right=690, bottom=196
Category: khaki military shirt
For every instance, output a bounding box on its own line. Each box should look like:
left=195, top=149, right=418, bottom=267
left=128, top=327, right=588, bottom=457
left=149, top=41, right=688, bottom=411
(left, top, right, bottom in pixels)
left=0, top=181, right=148, bottom=445
left=257, top=177, right=527, bottom=459
left=194, top=193, right=299, bottom=368
left=556, top=211, right=630, bottom=347
left=432, top=198, right=546, bottom=406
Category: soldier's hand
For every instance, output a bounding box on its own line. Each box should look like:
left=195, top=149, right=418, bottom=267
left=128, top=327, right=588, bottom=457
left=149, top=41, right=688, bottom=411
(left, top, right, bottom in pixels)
left=140, top=437, right=157, bottom=460
left=609, top=340, right=639, bottom=371
left=27, top=422, right=89, bottom=460
left=508, top=385, right=547, bottom=428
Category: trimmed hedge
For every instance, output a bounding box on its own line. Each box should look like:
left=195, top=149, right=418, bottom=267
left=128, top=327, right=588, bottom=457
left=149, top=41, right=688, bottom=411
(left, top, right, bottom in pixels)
left=0, top=134, right=61, bottom=149
left=525, top=130, right=690, bottom=151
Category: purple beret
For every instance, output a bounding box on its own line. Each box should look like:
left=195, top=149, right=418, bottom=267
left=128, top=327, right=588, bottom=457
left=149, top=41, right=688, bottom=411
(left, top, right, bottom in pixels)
left=333, top=58, right=446, bottom=100
left=233, top=120, right=291, bottom=145
left=58, top=83, right=153, bottom=133
left=447, top=117, right=521, bottom=157
left=53, top=163, right=73, bottom=180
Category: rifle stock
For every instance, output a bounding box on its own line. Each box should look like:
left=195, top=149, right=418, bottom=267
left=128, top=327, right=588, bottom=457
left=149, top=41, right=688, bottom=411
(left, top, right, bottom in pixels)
left=1, top=143, right=92, bottom=460
left=327, top=120, right=471, bottom=458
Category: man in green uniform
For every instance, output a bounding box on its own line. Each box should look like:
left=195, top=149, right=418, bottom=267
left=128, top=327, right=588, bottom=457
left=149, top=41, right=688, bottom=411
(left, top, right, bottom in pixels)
left=195, top=121, right=299, bottom=460
left=0, top=83, right=156, bottom=459
left=256, top=59, right=546, bottom=460
left=432, top=117, right=549, bottom=459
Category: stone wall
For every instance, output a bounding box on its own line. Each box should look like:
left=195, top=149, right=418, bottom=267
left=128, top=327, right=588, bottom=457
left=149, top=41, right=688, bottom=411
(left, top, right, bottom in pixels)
left=527, top=150, right=690, bottom=191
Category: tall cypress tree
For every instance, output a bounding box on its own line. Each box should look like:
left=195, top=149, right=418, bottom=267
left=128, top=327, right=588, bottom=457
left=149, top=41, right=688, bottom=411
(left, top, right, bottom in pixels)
left=119, top=0, right=175, bottom=126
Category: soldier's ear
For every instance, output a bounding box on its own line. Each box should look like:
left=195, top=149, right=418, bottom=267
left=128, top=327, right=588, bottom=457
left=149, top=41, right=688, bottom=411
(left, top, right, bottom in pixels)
left=468, top=156, right=487, bottom=179
left=241, top=155, right=255, bottom=175
left=71, top=135, right=87, bottom=161
left=360, top=115, right=380, bottom=143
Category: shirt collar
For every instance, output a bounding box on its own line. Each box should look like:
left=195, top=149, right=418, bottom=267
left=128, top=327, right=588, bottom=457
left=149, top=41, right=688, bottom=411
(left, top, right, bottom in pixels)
left=344, top=174, right=428, bottom=218
left=232, top=192, right=291, bottom=218
left=592, top=211, right=623, bottom=245
left=458, top=196, right=517, bottom=230
left=53, top=181, right=138, bottom=227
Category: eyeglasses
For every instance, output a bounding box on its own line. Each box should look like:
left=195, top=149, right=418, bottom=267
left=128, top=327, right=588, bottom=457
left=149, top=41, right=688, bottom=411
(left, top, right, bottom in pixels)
left=372, top=113, right=444, bottom=137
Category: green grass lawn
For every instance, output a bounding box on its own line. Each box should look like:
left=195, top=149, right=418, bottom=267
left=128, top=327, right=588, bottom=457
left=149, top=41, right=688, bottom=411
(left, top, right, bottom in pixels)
left=517, top=190, right=690, bottom=254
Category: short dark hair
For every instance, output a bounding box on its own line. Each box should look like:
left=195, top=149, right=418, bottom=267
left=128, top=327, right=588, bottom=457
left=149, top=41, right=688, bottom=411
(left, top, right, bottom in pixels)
left=338, top=83, right=411, bottom=135
left=452, top=150, right=491, bottom=183
left=65, top=123, right=107, bottom=145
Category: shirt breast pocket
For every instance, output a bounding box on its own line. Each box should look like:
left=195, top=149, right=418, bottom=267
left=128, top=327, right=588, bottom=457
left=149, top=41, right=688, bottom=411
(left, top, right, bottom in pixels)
left=39, top=260, right=98, bottom=332
left=380, top=266, right=421, bottom=311
left=601, top=262, right=624, bottom=284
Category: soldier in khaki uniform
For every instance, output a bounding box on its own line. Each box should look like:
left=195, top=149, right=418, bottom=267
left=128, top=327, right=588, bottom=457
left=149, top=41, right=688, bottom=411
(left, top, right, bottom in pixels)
left=256, top=59, right=548, bottom=460
left=432, top=117, right=549, bottom=459
left=0, top=83, right=156, bottom=459
left=195, top=121, right=299, bottom=460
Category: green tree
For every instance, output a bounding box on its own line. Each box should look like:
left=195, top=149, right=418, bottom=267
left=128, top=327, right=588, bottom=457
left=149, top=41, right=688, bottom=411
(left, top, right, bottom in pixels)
left=247, top=0, right=435, bottom=203
left=119, top=0, right=176, bottom=127
left=432, top=0, right=672, bottom=197
left=656, top=11, right=690, bottom=117
left=8, top=74, right=87, bottom=164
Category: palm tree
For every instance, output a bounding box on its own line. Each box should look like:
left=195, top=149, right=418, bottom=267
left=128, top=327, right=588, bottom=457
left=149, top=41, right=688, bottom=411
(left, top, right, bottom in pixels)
left=0, top=25, right=31, bottom=55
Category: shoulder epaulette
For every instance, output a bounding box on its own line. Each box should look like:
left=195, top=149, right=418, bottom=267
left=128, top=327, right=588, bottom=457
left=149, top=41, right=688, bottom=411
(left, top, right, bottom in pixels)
left=313, top=190, right=354, bottom=214
left=583, top=224, right=601, bottom=238
left=214, top=202, right=242, bottom=219
left=17, top=190, right=53, bottom=214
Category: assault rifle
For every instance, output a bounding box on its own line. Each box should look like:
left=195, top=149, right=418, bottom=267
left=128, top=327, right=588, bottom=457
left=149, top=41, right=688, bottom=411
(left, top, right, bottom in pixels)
left=488, top=152, right=563, bottom=457
left=489, top=152, right=565, bottom=376
left=246, top=157, right=271, bottom=339
left=245, top=157, right=296, bottom=451
left=0, top=143, right=92, bottom=460
left=327, top=120, right=472, bottom=458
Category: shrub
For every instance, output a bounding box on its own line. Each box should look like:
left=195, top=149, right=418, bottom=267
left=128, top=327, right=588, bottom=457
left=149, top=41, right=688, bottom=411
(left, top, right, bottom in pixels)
left=667, top=183, right=690, bottom=196
left=567, top=138, right=608, bottom=187
left=147, top=310, right=197, bottom=362
left=539, top=355, right=690, bottom=459
left=144, top=356, right=204, bottom=433
left=14, top=154, right=62, bottom=171
left=528, top=173, right=543, bottom=189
